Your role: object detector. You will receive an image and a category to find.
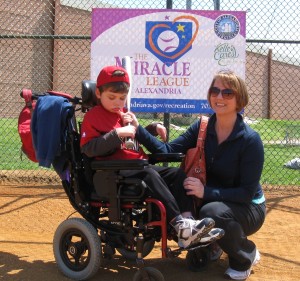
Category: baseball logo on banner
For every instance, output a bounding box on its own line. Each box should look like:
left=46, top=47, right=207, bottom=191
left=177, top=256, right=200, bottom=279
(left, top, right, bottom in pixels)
left=145, top=16, right=198, bottom=66
left=91, top=9, right=246, bottom=113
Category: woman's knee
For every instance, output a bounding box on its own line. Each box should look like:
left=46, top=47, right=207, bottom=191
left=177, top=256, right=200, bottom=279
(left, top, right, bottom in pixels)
left=199, top=202, right=226, bottom=219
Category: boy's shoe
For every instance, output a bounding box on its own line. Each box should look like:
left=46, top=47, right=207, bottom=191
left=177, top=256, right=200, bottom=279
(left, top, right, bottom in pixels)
left=197, top=228, right=225, bottom=244
left=224, top=249, right=260, bottom=280
left=186, top=228, right=225, bottom=249
left=175, top=217, right=215, bottom=248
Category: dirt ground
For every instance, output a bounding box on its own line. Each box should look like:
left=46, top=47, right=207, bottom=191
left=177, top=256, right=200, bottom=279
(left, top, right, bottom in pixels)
left=0, top=183, right=299, bottom=281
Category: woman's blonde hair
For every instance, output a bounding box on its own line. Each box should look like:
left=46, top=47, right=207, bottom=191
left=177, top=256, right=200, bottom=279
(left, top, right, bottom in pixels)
left=207, top=70, right=249, bottom=112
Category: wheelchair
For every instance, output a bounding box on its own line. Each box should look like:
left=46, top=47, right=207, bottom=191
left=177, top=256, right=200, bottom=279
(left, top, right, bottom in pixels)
left=21, top=81, right=215, bottom=281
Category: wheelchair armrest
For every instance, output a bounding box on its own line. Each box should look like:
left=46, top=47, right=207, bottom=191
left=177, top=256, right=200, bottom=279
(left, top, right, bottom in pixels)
left=91, top=159, right=149, bottom=170
left=147, top=153, right=184, bottom=164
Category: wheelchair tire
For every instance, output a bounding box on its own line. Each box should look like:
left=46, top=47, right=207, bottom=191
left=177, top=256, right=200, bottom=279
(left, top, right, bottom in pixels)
left=133, top=267, right=165, bottom=281
left=117, top=238, right=155, bottom=260
left=53, top=218, right=102, bottom=281
left=186, top=247, right=210, bottom=272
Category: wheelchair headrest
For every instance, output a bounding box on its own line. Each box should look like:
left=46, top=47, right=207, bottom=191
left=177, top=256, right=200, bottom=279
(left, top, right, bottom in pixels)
left=81, top=80, right=97, bottom=112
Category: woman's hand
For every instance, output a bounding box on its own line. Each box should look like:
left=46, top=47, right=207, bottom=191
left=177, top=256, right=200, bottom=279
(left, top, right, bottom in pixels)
left=156, top=123, right=167, bottom=142
left=183, top=177, right=204, bottom=198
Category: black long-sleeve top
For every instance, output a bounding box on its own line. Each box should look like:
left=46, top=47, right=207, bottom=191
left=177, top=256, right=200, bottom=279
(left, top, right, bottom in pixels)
left=137, top=113, right=265, bottom=204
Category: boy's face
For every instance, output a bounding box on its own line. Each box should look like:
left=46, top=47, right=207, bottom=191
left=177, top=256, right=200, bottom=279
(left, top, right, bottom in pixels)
left=96, top=88, right=127, bottom=113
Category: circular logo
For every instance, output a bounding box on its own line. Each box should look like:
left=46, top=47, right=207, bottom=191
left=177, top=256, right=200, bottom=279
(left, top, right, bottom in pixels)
left=214, top=14, right=240, bottom=40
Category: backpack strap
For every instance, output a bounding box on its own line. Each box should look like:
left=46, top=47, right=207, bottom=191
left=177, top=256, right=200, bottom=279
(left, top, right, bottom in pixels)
left=196, top=115, right=209, bottom=148
left=18, top=89, right=38, bottom=162
left=22, top=89, right=33, bottom=111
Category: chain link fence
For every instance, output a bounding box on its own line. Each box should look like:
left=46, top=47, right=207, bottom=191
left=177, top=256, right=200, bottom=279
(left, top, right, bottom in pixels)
left=0, top=0, right=299, bottom=189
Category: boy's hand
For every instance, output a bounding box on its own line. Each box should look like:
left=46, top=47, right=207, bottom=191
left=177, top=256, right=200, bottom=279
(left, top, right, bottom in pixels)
left=115, top=126, right=136, bottom=139
left=120, top=112, right=139, bottom=128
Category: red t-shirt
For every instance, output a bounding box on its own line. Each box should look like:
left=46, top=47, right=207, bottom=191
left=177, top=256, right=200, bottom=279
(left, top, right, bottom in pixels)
left=80, top=104, right=147, bottom=160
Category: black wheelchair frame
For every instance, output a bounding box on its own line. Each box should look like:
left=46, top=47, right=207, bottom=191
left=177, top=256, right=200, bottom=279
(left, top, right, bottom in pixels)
left=21, top=82, right=212, bottom=281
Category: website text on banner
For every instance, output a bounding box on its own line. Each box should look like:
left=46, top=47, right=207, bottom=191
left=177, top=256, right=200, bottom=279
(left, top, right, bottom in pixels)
left=91, top=9, right=246, bottom=114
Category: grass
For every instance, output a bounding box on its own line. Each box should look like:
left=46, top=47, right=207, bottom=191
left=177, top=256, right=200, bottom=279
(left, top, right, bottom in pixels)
left=247, top=117, right=300, bottom=143
left=0, top=119, right=40, bottom=170
left=1, top=117, right=299, bottom=186
left=262, top=144, right=299, bottom=185
left=245, top=118, right=300, bottom=186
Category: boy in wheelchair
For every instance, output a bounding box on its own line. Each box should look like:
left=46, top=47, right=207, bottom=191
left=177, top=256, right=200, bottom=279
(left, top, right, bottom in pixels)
left=80, top=65, right=224, bottom=249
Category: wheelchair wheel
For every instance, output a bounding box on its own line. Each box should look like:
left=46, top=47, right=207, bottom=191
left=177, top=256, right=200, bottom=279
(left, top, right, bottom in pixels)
left=133, top=267, right=165, bottom=281
left=117, top=238, right=155, bottom=260
left=53, top=218, right=102, bottom=280
left=186, top=247, right=210, bottom=272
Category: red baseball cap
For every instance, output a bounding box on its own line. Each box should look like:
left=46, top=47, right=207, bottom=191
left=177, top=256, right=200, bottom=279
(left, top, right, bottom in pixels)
left=96, top=66, right=130, bottom=87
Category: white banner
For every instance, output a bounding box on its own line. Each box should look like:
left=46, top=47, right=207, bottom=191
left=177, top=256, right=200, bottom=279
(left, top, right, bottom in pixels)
left=91, top=9, right=246, bottom=113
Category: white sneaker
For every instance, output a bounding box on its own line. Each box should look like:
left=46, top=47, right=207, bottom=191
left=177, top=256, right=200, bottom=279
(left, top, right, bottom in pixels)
left=224, top=267, right=251, bottom=280
left=197, top=228, right=225, bottom=244
left=224, top=249, right=260, bottom=280
left=176, top=217, right=215, bottom=248
left=252, top=249, right=260, bottom=266
left=185, top=228, right=225, bottom=249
